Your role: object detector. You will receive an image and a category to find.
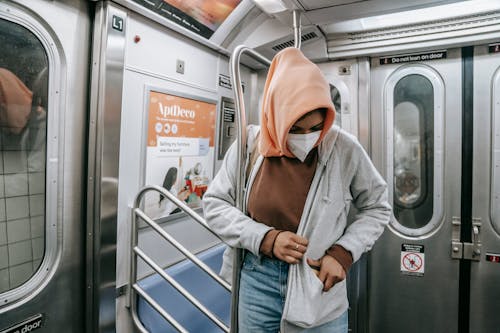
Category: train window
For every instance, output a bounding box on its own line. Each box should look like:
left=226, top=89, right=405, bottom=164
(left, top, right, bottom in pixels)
left=330, top=84, right=341, bottom=127
left=392, top=74, right=434, bottom=230
left=0, top=18, right=48, bottom=293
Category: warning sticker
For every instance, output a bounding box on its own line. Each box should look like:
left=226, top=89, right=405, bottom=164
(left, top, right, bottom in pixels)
left=401, top=244, right=425, bottom=277
left=380, top=51, right=447, bottom=65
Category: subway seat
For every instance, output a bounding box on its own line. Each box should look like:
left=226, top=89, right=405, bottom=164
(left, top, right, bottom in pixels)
left=137, top=244, right=231, bottom=332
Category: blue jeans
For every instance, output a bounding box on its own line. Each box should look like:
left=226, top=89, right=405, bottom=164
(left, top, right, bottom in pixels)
left=238, top=251, right=348, bottom=333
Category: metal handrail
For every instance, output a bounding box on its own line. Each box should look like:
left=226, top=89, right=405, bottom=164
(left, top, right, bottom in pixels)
left=134, top=247, right=229, bottom=330
left=129, top=185, right=231, bottom=333
left=229, top=46, right=272, bottom=333
left=132, top=284, right=187, bottom=333
left=134, top=209, right=230, bottom=291
left=293, top=10, right=302, bottom=49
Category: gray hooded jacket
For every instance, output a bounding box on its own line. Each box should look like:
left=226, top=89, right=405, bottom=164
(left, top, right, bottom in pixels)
left=203, top=125, right=391, bottom=331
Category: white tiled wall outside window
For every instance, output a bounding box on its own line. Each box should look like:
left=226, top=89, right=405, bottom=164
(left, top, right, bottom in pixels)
left=0, top=123, right=46, bottom=293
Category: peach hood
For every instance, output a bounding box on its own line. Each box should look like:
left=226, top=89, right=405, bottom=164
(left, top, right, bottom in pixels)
left=259, top=48, right=335, bottom=157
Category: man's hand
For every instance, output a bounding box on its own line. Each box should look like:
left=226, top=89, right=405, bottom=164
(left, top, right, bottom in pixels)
left=307, top=255, right=346, bottom=292
left=272, top=231, right=308, bottom=264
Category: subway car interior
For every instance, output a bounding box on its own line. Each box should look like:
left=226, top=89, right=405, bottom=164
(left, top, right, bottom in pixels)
left=0, top=0, right=499, bottom=332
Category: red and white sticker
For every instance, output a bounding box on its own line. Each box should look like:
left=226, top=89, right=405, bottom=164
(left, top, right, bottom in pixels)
left=486, top=253, right=500, bottom=263
left=401, top=244, right=425, bottom=276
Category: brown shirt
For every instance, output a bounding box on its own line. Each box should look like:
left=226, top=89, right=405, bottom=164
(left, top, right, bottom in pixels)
left=247, top=147, right=353, bottom=271
left=247, top=148, right=318, bottom=233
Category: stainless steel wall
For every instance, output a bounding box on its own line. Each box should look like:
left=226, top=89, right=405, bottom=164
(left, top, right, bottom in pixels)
left=87, top=2, right=126, bottom=332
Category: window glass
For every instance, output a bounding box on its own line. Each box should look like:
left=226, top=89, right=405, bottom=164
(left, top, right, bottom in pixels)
left=0, top=18, right=48, bottom=292
left=330, top=84, right=341, bottom=127
left=393, top=74, right=434, bottom=229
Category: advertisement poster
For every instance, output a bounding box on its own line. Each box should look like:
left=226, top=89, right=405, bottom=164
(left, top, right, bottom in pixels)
left=144, top=90, right=216, bottom=220
left=131, top=0, right=242, bottom=39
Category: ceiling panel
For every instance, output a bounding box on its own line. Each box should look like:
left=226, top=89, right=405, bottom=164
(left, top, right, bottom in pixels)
left=288, top=0, right=467, bottom=24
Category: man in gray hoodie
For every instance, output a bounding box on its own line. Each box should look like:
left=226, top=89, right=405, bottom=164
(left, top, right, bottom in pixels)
left=203, top=47, right=391, bottom=332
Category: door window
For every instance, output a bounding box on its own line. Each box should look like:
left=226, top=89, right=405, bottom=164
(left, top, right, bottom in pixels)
left=386, top=67, right=444, bottom=237
left=393, top=75, right=434, bottom=229
left=0, top=18, right=48, bottom=293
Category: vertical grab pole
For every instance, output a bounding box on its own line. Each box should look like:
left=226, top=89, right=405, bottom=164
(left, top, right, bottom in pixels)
left=229, top=45, right=247, bottom=333
left=293, top=10, right=302, bottom=49
left=229, top=46, right=271, bottom=333
left=231, top=46, right=248, bottom=201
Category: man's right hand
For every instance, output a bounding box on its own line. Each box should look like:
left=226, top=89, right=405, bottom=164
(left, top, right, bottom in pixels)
left=272, top=231, right=308, bottom=264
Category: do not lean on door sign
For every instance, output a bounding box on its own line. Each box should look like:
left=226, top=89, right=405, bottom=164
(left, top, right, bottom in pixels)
left=401, top=244, right=425, bottom=277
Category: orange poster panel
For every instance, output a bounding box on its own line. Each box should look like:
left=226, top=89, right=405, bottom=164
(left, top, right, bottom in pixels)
left=147, top=91, right=216, bottom=147
left=163, top=0, right=241, bottom=30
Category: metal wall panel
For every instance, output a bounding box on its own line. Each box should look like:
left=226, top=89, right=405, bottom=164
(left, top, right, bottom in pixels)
left=87, top=2, right=126, bottom=332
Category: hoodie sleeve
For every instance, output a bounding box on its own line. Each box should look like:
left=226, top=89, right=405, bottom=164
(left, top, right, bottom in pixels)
left=202, top=139, right=273, bottom=256
left=335, top=140, right=392, bottom=262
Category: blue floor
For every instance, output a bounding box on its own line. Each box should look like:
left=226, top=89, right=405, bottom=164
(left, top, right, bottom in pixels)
left=137, top=244, right=231, bottom=332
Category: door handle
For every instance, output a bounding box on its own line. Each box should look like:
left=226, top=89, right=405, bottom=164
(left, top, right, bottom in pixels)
left=472, top=225, right=480, bottom=255
left=451, top=217, right=463, bottom=259
left=451, top=217, right=481, bottom=261
left=464, top=219, right=482, bottom=261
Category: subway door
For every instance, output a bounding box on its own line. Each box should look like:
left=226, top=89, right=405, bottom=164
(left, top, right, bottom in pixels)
left=368, top=49, right=462, bottom=332
left=0, top=1, right=89, bottom=332
left=471, top=44, right=500, bottom=333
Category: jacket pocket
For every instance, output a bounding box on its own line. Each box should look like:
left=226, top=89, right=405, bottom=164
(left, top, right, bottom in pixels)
left=283, top=263, right=348, bottom=328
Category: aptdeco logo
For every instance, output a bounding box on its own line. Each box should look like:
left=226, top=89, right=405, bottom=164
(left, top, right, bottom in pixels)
left=159, top=102, right=196, bottom=119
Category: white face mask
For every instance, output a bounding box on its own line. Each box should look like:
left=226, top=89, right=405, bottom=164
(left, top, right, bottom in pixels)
left=287, top=131, right=321, bottom=162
